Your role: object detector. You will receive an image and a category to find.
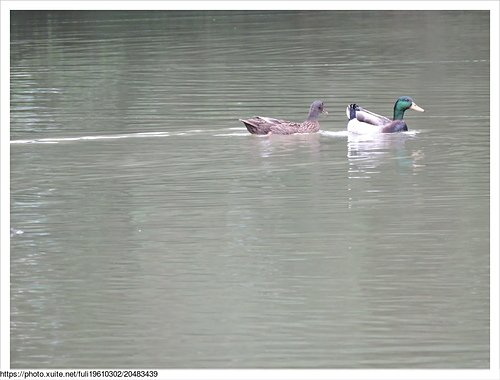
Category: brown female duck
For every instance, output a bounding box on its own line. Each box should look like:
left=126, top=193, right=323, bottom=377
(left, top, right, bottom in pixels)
left=240, top=100, right=327, bottom=135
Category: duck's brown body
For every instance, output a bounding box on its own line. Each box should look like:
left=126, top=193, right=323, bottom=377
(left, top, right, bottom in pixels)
left=240, top=101, right=327, bottom=135
left=240, top=118, right=320, bottom=135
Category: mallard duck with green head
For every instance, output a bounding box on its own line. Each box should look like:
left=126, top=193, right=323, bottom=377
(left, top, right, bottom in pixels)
left=346, top=96, right=424, bottom=134
left=240, top=100, right=327, bottom=135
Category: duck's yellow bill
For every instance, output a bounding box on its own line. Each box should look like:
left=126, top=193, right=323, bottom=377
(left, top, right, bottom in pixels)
left=410, top=102, right=425, bottom=112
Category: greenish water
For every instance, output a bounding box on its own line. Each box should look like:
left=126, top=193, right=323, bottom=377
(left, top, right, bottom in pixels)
left=10, top=11, right=489, bottom=368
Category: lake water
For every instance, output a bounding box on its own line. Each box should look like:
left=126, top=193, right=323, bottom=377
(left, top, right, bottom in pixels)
left=9, top=10, right=490, bottom=368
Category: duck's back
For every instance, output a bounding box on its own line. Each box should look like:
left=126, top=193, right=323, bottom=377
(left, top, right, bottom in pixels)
left=297, top=120, right=320, bottom=133
left=240, top=116, right=280, bottom=134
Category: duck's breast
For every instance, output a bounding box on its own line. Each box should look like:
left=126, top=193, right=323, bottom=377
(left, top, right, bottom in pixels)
left=297, top=121, right=320, bottom=133
left=269, top=122, right=301, bottom=135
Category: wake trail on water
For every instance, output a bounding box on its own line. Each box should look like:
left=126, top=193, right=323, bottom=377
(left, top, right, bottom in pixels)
left=10, top=128, right=247, bottom=144
left=11, top=128, right=422, bottom=144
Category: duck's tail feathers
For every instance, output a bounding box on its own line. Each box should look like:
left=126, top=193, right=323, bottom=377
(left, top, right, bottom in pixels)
left=346, top=104, right=359, bottom=120
left=239, top=119, right=259, bottom=134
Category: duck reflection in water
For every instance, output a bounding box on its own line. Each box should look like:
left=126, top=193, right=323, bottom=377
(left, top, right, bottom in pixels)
left=347, top=133, right=425, bottom=175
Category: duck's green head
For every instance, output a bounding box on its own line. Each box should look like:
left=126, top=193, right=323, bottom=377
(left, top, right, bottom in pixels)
left=393, top=96, right=425, bottom=120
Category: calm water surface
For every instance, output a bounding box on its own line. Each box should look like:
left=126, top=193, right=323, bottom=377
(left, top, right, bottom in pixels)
left=10, top=11, right=489, bottom=368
